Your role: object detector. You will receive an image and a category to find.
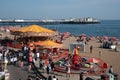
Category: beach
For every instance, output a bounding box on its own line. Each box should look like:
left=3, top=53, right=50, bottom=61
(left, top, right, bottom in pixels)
left=62, top=36, right=120, bottom=79
left=0, top=26, right=120, bottom=80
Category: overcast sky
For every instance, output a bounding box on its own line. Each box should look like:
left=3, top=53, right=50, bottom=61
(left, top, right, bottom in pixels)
left=0, top=0, right=120, bottom=20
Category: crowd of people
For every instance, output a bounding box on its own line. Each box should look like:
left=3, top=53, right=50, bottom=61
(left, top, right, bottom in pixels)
left=0, top=43, right=57, bottom=80
left=22, top=44, right=57, bottom=80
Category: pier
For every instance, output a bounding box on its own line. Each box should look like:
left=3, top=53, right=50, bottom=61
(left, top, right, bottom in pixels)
left=0, top=18, right=100, bottom=25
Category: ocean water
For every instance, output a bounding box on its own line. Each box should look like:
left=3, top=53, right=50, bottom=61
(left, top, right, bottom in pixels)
left=44, top=20, right=120, bottom=38
left=0, top=20, right=120, bottom=38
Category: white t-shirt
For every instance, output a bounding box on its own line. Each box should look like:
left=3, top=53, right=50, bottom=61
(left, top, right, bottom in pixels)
left=36, top=52, right=40, bottom=58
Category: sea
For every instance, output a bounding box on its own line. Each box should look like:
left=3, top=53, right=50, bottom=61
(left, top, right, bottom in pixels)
left=0, top=20, right=120, bottom=39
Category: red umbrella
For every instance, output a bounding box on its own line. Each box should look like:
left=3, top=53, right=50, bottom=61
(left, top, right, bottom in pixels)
left=110, top=37, right=119, bottom=41
left=103, top=36, right=108, bottom=41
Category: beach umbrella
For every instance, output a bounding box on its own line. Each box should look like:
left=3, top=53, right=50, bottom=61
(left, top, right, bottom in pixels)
left=110, top=37, right=119, bottom=41
left=103, top=36, right=108, bottom=41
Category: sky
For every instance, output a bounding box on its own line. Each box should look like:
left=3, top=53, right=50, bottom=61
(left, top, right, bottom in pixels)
left=0, top=0, right=120, bottom=20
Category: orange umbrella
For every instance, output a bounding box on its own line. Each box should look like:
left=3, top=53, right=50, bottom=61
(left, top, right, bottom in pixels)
left=12, top=25, right=58, bottom=36
left=34, top=40, right=63, bottom=48
left=19, top=25, right=54, bottom=33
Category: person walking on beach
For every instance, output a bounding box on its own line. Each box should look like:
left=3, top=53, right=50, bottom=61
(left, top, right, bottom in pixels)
left=79, top=72, right=83, bottom=80
left=28, top=51, right=33, bottom=72
left=42, top=63, right=46, bottom=73
left=66, top=63, right=71, bottom=78
left=108, top=65, right=113, bottom=74
left=90, top=45, right=93, bottom=53
left=50, top=61, right=55, bottom=74
left=46, top=64, right=51, bottom=77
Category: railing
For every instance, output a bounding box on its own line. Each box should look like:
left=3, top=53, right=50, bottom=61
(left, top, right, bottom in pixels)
left=31, top=63, right=47, bottom=80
